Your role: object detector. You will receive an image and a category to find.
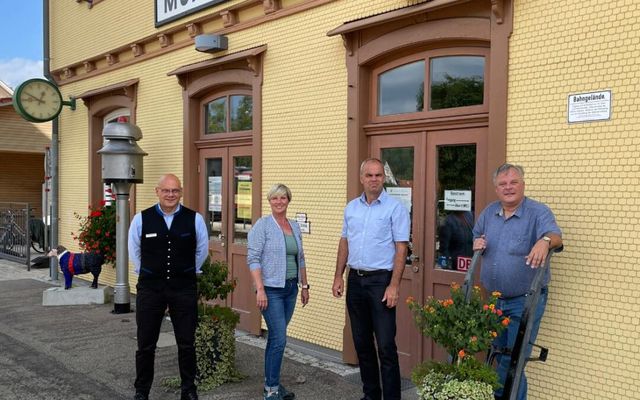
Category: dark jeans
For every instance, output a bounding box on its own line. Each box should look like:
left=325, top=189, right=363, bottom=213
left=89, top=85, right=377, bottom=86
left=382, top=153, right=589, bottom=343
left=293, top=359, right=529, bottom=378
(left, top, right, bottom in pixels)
left=346, top=270, right=400, bottom=400
left=135, top=282, right=198, bottom=395
left=494, top=288, right=548, bottom=400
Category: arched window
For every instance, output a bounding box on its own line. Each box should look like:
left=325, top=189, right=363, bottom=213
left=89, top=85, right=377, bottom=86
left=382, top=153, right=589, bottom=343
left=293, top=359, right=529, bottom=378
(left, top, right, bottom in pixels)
left=372, top=48, right=488, bottom=121
left=204, top=92, right=253, bottom=134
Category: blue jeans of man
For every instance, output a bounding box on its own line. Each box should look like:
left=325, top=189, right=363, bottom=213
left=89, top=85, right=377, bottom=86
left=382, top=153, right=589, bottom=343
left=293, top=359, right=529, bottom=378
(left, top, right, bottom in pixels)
left=494, top=288, right=548, bottom=400
left=346, top=270, right=400, bottom=400
left=261, top=278, right=298, bottom=390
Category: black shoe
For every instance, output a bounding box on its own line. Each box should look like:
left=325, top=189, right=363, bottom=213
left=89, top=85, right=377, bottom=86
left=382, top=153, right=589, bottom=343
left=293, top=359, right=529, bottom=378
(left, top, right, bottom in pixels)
left=181, top=391, right=198, bottom=400
left=279, top=385, right=295, bottom=400
left=133, top=393, right=148, bottom=400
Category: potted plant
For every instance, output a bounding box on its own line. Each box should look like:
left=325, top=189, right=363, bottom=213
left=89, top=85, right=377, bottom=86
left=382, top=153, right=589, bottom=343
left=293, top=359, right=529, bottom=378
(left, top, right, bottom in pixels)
left=407, top=283, right=509, bottom=400
left=164, top=256, right=243, bottom=391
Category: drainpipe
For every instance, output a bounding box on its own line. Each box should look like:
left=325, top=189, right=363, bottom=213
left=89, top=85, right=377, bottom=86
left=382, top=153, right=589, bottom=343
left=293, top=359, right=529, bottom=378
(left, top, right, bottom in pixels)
left=43, top=0, right=59, bottom=281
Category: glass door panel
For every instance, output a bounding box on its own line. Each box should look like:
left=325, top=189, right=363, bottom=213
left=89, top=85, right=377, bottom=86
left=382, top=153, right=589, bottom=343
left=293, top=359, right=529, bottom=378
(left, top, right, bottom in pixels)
left=206, top=158, right=224, bottom=243
left=434, top=144, right=477, bottom=272
left=233, top=156, right=252, bottom=244
left=380, top=147, right=415, bottom=266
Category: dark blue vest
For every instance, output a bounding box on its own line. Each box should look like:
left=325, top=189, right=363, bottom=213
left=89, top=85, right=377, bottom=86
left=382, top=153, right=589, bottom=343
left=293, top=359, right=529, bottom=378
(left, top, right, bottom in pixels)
left=140, top=205, right=197, bottom=288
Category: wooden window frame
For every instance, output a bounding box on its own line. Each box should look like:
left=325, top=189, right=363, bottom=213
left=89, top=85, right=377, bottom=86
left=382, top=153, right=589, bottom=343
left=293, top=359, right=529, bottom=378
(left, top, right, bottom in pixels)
left=200, top=88, right=253, bottom=138
left=371, top=47, right=490, bottom=124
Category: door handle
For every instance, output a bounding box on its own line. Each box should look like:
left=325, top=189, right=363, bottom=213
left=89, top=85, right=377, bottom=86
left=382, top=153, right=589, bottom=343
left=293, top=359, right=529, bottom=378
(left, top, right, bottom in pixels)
left=218, top=233, right=226, bottom=247
left=409, top=253, right=420, bottom=272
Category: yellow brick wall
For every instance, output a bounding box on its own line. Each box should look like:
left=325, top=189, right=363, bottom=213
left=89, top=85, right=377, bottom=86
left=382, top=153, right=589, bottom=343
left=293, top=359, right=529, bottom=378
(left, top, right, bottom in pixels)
left=54, top=0, right=416, bottom=349
left=49, top=0, right=246, bottom=70
left=509, top=1, right=640, bottom=399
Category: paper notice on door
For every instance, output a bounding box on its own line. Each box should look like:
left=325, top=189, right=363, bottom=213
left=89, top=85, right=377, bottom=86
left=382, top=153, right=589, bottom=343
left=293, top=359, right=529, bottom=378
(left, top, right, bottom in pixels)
left=208, top=176, right=222, bottom=212
left=386, top=187, right=412, bottom=213
left=444, top=190, right=472, bottom=211
left=236, top=181, right=252, bottom=219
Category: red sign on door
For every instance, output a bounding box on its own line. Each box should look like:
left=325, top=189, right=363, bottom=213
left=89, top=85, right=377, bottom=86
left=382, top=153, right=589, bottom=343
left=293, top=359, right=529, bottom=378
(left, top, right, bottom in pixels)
left=457, top=256, right=472, bottom=271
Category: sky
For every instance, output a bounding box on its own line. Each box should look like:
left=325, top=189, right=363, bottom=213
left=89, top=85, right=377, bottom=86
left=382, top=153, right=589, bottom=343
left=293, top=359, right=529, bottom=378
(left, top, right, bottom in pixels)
left=0, top=2, right=45, bottom=90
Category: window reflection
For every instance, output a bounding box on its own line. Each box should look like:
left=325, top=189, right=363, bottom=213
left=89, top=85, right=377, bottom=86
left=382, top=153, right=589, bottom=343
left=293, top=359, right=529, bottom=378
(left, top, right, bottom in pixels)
left=206, top=158, right=223, bottom=241
left=205, top=98, right=226, bottom=134
left=378, top=60, right=425, bottom=116
left=233, top=156, right=252, bottom=244
left=435, top=145, right=476, bottom=271
left=230, top=95, right=253, bottom=131
left=381, top=147, right=414, bottom=265
left=430, top=56, right=484, bottom=110
left=205, top=94, right=253, bottom=134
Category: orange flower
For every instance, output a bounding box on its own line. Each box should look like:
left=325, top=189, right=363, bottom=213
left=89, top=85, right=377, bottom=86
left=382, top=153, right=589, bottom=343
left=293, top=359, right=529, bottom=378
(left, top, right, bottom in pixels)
left=406, top=296, right=415, bottom=304
left=489, top=304, right=495, bottom=311
left=491, top=331, right=498, bottom=338
left=458, top=349, right=466, bottom=359
left=492, top=291, right=502, bottom=298
left=502, top=317, right=511, bottom=326
left=470, top=336, right=478, bottom=342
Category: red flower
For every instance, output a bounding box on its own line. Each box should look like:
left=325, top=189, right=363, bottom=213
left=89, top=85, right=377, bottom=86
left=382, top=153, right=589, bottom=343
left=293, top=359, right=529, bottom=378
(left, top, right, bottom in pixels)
left=90, top=210, right=102, bottom=218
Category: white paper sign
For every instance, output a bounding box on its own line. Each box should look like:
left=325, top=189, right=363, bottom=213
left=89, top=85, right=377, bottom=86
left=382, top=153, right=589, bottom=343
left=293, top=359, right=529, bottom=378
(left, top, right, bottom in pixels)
left=444, top=190, right=472, bottom=211
left=568, top=90, right=611, bottom=123
left=298, top=222, right=310, bottom=234
left=295, top=213, right=307, bottom=224
left=386, top=187, right=412, bottom=213
left=208, top=176, right=222, bottom=212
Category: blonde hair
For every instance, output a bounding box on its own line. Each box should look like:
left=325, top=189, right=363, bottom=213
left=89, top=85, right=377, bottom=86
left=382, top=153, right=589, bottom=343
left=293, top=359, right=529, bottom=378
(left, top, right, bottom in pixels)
left=267, top=183, right=292, bottom=201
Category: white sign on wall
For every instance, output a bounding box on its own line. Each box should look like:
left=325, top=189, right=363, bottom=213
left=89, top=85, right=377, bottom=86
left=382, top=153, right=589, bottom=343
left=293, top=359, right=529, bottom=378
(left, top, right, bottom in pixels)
left=386, top=187, right=412, bottom=213
left=156, top=0, right=229, bottom=26
left=444, top=190, right=472, bottom=211
left=568, top=90, right=611, bottom=123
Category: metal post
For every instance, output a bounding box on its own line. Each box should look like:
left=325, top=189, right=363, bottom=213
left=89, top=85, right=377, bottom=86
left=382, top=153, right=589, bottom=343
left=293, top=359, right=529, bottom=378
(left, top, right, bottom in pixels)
left=48, top=123, right=59, bottom=281
left=113, top=181, right=132, bottom=314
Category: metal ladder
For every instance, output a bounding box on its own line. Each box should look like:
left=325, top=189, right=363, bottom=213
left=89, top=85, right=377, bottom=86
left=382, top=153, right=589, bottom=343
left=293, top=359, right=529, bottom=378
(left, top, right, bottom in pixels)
left=461, top=250, right=552, bottom=400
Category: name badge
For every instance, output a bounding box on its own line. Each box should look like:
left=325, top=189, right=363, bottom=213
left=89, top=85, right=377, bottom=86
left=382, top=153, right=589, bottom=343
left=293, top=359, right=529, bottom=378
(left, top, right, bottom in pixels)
left=145, top=233, right=158, bottom=238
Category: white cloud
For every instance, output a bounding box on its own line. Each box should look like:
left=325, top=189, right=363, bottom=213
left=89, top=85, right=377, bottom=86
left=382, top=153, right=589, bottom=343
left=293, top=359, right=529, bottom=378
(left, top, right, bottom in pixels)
left=0, top=58, right=44, bottom=90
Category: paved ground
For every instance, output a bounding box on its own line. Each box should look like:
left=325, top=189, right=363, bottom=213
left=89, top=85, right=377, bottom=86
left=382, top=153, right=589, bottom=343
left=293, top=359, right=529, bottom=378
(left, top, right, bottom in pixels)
left=0, top=258, right=418, bottom=400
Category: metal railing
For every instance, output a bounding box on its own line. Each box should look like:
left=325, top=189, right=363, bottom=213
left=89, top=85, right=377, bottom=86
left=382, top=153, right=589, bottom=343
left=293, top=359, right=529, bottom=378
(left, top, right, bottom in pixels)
left=0, top=203, right=31, bottom=268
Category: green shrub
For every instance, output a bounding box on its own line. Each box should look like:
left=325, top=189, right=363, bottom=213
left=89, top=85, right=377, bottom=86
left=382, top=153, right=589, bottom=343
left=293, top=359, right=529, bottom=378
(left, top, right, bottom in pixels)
left=163, top=257, right=243, bottom=392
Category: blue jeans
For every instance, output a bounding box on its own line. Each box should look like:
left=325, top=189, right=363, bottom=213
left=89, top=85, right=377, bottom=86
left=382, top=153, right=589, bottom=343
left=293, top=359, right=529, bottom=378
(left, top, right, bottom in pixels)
left=494, top=288, right=548, bottom=400
left=261, top=278, right=298, bottom=389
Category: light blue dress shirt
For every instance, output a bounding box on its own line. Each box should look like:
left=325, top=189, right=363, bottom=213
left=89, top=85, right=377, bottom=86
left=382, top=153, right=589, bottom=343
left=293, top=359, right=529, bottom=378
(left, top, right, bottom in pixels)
left=341, top=190, right=410, bottom=271
left=128, top=203, right=209, bottom=274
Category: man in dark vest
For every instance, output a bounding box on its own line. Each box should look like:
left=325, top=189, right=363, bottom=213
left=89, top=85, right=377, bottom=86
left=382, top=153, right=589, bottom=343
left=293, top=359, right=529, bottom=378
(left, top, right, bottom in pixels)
left=128, top=174, right=209, bottom=400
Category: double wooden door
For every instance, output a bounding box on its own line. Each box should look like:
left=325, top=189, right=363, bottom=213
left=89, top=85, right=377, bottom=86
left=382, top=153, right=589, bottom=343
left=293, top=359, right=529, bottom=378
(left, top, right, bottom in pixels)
left=370, top=127, right=487, bottom=376
left=199, top=146, right=260, bottom=334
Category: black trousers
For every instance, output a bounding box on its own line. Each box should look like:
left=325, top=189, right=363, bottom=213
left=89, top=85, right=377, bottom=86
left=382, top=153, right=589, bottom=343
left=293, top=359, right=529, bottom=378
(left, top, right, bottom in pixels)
left=135, top=282, right=198, bottom=395
left=346, top=270, right=401, bottom=400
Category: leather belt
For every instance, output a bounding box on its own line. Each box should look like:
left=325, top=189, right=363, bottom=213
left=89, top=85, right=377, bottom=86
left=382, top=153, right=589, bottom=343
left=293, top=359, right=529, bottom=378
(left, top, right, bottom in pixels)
left=349, top=268, right=391, bottom=277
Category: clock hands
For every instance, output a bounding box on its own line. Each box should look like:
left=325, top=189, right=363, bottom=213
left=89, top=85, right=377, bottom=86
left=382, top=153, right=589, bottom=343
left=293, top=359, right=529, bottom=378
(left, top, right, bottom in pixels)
left=23, top=92, right=45, bottom=105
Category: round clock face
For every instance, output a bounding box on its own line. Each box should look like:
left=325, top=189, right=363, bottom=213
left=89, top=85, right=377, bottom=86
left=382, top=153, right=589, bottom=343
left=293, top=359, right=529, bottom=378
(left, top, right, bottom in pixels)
left=13, top=78, right=63, bottom=123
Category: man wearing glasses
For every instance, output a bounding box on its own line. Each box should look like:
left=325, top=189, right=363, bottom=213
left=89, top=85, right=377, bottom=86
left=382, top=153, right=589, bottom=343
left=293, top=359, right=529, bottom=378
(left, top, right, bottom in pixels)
left=128, top=174, right=209, bottom=400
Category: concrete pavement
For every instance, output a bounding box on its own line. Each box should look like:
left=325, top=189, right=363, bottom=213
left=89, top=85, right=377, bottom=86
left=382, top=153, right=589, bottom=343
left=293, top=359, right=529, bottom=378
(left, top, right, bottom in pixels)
left=0, top=258, right=418, bottom=400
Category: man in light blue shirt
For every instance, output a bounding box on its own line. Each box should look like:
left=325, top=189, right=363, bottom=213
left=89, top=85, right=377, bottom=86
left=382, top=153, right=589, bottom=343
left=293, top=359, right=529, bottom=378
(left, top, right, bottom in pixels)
left=473, top=163, right=563, bottom=400
left=332, top=158, right=410, bottom=400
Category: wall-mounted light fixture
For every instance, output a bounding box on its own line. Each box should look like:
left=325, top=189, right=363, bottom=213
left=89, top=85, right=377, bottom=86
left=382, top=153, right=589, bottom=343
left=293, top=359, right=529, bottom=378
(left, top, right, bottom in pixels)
left=195, top=34, right=229, bottom=53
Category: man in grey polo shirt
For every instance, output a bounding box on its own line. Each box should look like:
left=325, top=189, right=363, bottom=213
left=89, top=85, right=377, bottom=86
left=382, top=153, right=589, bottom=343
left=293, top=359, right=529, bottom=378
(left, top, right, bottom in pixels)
left=473, top=163, right=563, bottom=400
left=332, top=158, right=410, bottom=400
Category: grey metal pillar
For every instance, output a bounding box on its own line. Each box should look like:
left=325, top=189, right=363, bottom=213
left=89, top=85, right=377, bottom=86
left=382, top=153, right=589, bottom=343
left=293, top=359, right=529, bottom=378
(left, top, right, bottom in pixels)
left=112, top=182, right=132, bottom=314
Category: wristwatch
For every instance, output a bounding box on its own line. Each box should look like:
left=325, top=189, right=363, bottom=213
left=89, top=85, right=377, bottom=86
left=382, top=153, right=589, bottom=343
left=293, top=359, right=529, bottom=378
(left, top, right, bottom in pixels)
left=542, top=236, right=551, bottom=247
left=301, top=284, right=310, bottom=290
